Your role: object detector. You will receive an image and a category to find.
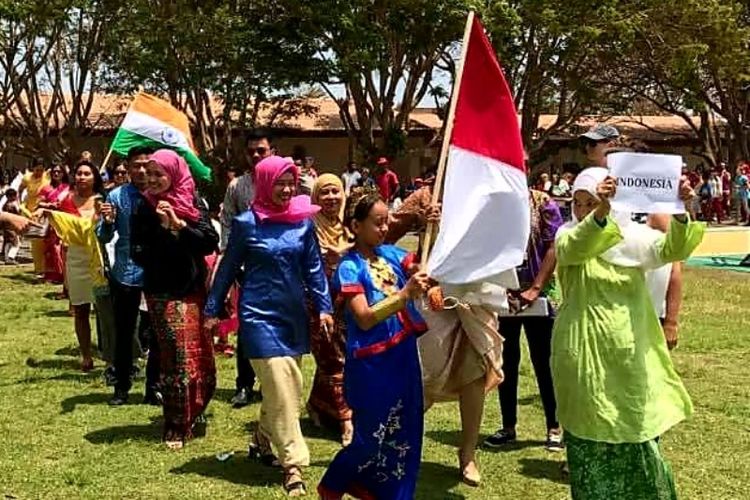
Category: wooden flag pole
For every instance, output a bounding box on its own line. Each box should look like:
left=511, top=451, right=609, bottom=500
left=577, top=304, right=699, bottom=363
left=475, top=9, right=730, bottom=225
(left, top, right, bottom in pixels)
left=420, top=10, right=475, bottom=269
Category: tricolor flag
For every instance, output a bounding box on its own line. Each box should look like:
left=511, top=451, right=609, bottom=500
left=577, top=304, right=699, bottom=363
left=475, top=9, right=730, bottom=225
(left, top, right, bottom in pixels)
left=427, top=14, right=530, bottom=285
left=111, top=92, right=212, bottom=182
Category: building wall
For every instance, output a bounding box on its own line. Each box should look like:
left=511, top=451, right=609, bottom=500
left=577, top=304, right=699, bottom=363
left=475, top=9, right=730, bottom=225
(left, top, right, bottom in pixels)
left=1, top=134, right=432, bottom=182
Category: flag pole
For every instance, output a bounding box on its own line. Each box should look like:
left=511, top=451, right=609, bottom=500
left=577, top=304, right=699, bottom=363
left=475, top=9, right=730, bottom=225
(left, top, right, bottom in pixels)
left=100, top=88, right=143, bottom=174
left=420, top=10, right=475, bottom=269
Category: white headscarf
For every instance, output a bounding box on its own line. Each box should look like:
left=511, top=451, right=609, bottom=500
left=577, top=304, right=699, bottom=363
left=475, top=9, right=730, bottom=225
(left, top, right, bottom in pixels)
left=556, top=167, right=665, bottom=269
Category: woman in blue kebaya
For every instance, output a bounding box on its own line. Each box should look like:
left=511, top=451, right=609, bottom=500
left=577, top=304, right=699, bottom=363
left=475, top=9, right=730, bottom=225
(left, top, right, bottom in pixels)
left=318, top=191, right=431, bottom=500
left=205, top=155, right=333, bottom=497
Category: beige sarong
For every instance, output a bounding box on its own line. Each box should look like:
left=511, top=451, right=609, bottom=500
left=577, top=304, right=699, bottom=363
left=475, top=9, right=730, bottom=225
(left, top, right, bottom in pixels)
left=419, top=304, right=503, bottom=408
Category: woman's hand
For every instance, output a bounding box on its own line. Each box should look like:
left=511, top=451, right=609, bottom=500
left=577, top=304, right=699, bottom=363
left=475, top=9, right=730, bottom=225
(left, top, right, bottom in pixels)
left=519, top=285, right=541, bottom=305
left=156, top=201, right=183, bottom=230
left=596, top=176, right=617, bottom=202
left=0, top=213, right=40, bottom=234
left=99, top=202, right=116, bottom=224
left=402, top=271, right=431, bottom=300
left=204, top=317, right=219, bottom=334
left=594, top=176, right=617, bottom=221
left=663, top=321, right=679, bottom=350
left=320, top=313, right=334, bottom=335
left=31, top=208, right=48, bottom=220
left=423, top=203, right=441, bottom=225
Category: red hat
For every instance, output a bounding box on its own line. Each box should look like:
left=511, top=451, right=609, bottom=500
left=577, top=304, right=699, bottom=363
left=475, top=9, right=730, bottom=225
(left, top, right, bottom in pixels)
left=376, top=157, right=389, bottom=166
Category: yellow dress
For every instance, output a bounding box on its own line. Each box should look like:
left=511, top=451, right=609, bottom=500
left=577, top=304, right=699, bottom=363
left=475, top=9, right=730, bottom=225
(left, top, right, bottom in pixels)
left=22, top=171, right=50, bottom=273
left=48, top=210, right=106, bottom=306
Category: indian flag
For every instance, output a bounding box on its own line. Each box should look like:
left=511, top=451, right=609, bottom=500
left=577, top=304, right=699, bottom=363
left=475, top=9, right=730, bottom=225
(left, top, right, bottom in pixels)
left=111, top=92, right=212, bottom=182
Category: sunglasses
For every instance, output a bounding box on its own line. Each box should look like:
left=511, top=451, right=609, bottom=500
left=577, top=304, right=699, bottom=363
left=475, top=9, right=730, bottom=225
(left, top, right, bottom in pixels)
left=114, top=170, right=128, bottom=176
left=249, top=147, right=268, bottom=156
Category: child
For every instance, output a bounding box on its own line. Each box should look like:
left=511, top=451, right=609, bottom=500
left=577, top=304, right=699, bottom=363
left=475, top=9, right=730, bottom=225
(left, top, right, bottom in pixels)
left=2, top=188, right=21, bottom=264
left=318, top=192, right=430, bottom=500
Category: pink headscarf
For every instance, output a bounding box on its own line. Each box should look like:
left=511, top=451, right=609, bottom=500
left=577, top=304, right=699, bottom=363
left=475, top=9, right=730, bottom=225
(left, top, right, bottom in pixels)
left=251, top=155, right=320, bottom=224
left=145, top=149, right=201, bottom=223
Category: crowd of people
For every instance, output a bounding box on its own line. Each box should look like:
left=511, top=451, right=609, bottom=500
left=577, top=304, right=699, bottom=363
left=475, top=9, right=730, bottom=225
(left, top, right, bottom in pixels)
left=0, top=125, right=710, bottom=499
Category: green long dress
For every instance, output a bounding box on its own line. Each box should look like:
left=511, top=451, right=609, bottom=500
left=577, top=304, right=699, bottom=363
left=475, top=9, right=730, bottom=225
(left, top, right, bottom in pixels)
left=553, top=213, right=704, bottom=499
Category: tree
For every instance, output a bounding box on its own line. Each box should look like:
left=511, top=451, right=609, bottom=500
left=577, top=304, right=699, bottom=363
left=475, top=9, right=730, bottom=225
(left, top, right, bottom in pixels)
left=0, top=0, right=116, bottom=162
left=310, top=0, right=467, bottom=160
left=595, top=0, right=750, bottom=166
left=103, top=0, right=325, bottom=167
left=469, top=0, right=635, bottom=160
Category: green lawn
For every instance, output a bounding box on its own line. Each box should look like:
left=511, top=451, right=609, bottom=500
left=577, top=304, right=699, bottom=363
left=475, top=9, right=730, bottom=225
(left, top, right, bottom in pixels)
left=0, top=265, right=748, bottom=499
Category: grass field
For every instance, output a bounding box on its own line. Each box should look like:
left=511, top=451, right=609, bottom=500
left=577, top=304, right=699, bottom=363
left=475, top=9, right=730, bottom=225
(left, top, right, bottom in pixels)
left=0, top=265, right=748, bottom=499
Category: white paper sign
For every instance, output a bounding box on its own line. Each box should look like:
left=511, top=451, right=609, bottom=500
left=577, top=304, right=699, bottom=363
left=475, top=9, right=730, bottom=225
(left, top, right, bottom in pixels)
left=608, top=152, right=684, bottom=214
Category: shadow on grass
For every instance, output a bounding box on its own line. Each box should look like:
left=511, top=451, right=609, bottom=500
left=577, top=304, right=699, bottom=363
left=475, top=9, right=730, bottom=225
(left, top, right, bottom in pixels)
left=170, top=453, right=279, bottom=487
left=84, top=417, right=163, bottom=445
left=426, top=429, right=543, bottom=453
left=5, top=272, right=40, bottom=285
left=61, top=392, right=111, bottom=414
left=43, top=309, right=72, bottom=318
left=43, top=291, right=66, bottom=300
left=517, top=458, right=568, bottom=485
left=416, top=461, right=465, bottom=499
left=54, top=345, right=80, bottom=357
left=6, top=371, right=99, bottom=387
left=518, top=395, right=540, bottom=406
left=299, top=417, right=341, bottom=444
left=26, top=357, right=81, bottom=370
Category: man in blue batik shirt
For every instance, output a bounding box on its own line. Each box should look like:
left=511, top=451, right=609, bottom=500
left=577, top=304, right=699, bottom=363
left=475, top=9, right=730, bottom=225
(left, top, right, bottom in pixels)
left=97, top=146, right=156, bottom=406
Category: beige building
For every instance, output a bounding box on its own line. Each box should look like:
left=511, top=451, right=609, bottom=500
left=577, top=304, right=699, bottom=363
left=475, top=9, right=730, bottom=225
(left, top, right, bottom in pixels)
left=0, top=95, right=716, bottom=182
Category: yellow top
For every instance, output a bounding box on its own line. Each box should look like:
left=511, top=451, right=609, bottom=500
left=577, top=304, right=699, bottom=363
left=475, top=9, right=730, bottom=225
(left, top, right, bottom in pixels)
left=47, top=211, right=107, bottom=288
left=21, top=171, right=51, bottom=211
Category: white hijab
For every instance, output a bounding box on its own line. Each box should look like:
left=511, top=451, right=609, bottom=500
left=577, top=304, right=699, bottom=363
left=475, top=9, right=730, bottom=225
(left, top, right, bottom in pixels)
left=557, top=167, right=665, bottom=269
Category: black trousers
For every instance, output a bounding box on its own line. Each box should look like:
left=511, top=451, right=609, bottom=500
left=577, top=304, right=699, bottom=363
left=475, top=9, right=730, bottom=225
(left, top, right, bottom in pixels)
left=235, top=338, right=256, bottom=391
left=111, top=280, right=143, bottom=393
left=139, top=309, right=159, bottom=393
left=497, top=315, right=559, bottom=430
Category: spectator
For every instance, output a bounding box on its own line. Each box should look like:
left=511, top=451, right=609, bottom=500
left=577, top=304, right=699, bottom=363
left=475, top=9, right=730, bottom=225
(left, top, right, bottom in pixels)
left=1, top=188, right=22, bottom=264
left=535, top=173, right=552, bottom=193
left=735, top=164, right=749, bottom=225
left=341, top=161, right=361, bottom=195
left=580, top=124, right=620, bottom=167
left=375, top=157, right=400, bottom=204
left=719, top=162, right=732, bottom=216
left=709, top=170, right=724, bottom=223
left=358, top=167, right=376, bottom=189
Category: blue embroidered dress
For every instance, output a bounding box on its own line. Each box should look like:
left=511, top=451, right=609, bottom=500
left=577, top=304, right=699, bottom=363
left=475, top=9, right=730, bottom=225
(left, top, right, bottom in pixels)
left=318, top=245, right=427, bottom=500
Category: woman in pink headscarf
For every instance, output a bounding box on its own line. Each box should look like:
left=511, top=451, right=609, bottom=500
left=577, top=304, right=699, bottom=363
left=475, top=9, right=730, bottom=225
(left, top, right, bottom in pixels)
left=206, top=155, right=333, bottom=496
left=131, top=149, right=219, bottom=450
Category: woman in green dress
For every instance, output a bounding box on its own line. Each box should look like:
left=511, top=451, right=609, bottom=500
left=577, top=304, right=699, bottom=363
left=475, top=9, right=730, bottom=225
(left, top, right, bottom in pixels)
left=553, top=167, right=704, bottom=499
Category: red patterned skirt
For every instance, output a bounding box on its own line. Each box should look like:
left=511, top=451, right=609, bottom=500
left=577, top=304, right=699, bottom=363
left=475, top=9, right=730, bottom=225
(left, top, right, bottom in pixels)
left=147, top=293, right=216, bottom=441
left=307, top=299, right=352, bottom=423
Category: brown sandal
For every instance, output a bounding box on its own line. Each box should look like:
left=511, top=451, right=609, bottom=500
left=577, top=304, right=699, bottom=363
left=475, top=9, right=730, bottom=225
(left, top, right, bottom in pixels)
left=459, top=450, right=481, bottom=487
left=283, top=466, right=306, bottom=497
left=249, top=428, right=279, bottom=467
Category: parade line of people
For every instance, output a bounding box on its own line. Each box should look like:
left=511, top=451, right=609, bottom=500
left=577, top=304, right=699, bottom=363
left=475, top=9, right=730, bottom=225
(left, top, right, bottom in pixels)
left=0, top=126, right=706, bottom=499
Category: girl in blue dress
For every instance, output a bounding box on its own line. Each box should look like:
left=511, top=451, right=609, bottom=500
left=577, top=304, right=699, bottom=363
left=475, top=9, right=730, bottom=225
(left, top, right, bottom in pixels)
left=318, top=191, right=431, bottom=500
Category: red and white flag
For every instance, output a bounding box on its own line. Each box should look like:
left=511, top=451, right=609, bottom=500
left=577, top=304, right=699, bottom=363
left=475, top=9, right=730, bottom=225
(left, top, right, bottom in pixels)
left=427, top=15, right=530, bottom=285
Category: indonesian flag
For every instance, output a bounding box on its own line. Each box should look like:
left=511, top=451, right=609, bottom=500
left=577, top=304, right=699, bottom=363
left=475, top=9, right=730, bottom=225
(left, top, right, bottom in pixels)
left=111, top=92, right=212, bottom=181
left=427, top=16, right=530, bottom=285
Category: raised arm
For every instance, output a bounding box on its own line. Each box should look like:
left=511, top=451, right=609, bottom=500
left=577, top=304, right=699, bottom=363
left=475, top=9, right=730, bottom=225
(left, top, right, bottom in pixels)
left=555, top=213, right=623, bottom=267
